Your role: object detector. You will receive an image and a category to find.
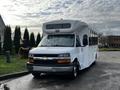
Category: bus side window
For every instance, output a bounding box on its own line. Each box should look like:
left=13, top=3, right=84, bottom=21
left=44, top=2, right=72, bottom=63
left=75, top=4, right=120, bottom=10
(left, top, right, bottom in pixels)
left=76, top=35, right=81, bottom=47
left=83, top=35, right=88, bottom=46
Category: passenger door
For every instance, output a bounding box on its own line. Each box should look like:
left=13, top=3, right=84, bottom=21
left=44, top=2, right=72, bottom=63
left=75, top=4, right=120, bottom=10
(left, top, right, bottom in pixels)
left=76, top=35, right=83, bottom=69
left=82, top=34, right=89, bottom=68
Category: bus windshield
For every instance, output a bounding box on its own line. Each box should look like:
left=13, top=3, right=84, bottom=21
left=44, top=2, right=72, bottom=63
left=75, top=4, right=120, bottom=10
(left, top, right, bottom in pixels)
left=38, top=34, right=75, bottom=47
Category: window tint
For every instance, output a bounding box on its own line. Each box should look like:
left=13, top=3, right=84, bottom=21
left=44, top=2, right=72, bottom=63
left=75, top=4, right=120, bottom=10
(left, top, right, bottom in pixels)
left=89, top=37, right=98, bottom=45
left=89, top=30, right=98, bottom=45
left=83, top=35, right=88, bottom=46
left=39, top=34, right=75, bottom=47
left=46, top=23, right=71, bottom=29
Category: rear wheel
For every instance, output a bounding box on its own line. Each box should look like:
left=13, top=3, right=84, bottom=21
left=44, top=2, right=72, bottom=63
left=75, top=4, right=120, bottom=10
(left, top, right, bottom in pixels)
left=32, top=72, right=41, bottom=78
left=93, top=54, right=97, bottom=64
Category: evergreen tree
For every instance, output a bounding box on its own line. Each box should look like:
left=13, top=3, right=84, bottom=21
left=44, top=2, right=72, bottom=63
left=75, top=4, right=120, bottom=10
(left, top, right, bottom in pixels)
left=23, top=28, right=29, bottom=47
left=0, top=41, right=1, bottom=54
left=13, top=26, right=21, bottom=54
left=36, top=33, right=41, bottom=46
left=3, top=26, right=12, bottom=52
left=30, top=32, right=35, bottom=47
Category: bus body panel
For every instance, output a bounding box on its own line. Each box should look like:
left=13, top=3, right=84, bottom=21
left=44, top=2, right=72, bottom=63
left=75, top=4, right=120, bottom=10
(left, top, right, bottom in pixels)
left=27, top=19, right=98, bottom=74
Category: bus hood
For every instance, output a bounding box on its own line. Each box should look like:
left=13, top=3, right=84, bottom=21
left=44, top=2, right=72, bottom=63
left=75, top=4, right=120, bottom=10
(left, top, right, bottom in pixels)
left=29, top=47, right=75, bottom=54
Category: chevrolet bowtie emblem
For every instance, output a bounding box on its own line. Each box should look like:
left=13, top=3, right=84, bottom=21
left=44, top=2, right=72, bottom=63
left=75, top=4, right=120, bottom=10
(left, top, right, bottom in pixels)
left=43, top=57, right=48, bottom=60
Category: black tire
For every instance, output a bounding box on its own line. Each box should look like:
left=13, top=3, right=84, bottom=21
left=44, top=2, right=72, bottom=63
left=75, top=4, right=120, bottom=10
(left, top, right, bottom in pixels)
left=93, top=54, right=97, bottom=65
left=32, top=72, right=41, bottom=78
left=70, top=63, right=79, bottom=79
left=95, top=54, right=97, bottom=60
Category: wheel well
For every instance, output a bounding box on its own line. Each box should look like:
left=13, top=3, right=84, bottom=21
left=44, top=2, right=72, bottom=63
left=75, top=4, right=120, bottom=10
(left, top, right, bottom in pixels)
left=73, top=58, right=80, bottom=69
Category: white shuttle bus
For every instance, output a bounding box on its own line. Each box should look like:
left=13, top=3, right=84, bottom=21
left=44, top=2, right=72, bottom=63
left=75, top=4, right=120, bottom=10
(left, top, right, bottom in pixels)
left=27, top=19, right=98, bottom=78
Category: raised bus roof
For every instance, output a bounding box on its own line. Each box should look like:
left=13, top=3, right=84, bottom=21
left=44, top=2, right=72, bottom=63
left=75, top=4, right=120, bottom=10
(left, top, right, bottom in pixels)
left=42, top=19, right=89, bottom=34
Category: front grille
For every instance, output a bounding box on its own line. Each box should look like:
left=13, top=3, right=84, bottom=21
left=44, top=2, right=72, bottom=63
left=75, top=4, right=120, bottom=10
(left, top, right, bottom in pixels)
left=34, top=59, right=57, bottom=65
left=34, top=54, right=59, bottom=57
left=33, top=54, right=59, bottom=65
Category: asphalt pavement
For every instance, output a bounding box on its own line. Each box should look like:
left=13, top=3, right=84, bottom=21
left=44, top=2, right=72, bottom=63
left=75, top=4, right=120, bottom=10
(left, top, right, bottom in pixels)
left=1, top=51, right=120, bottom=90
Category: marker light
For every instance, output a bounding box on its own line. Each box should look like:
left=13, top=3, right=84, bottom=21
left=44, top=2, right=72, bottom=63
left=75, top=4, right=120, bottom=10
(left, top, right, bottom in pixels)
left=57, top=59, right=70, bottom=64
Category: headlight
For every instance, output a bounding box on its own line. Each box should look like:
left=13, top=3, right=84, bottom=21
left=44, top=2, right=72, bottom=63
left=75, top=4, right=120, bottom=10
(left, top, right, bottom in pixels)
left=28, top=54, right=34, bottom=58
left=58, top=53, right=70, bottom=57
left=27, top=54, right=34, bottom=64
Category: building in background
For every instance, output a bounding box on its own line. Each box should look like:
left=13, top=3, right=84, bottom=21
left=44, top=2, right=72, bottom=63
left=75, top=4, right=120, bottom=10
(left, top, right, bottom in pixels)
left=99, top=35, right=120, bottom=48
left=99, top=36, right=108, bottom=48
left=107, top=35, right=120, bottom=48
left=0, top=15, right=5, bottom=48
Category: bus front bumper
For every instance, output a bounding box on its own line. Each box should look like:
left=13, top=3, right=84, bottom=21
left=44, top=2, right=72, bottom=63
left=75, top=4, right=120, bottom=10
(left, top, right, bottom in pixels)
left=27, top=63, right=73, bottom=73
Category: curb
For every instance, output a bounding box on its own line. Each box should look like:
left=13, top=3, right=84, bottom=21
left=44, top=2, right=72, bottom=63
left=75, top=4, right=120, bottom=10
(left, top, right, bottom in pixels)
left=0, top=71, right=30, bottom=81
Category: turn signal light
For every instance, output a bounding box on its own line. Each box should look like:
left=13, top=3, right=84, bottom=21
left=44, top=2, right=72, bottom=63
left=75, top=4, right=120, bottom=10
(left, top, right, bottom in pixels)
left=57, top=59, right=70, bottom=64
left=27, top=58, right=34, bottom=64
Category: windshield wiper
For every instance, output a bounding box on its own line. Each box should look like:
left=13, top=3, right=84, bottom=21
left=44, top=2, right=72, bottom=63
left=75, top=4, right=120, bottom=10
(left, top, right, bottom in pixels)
left=40, top=45, right=51, bottom=47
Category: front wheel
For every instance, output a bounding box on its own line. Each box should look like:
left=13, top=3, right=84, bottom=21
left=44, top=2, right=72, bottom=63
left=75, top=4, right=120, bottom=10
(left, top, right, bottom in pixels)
left=70, top=64, right=79, bottom=79
left=93, top=54, right=97, bottom=64
left=32, top=72, right=41, bottom=78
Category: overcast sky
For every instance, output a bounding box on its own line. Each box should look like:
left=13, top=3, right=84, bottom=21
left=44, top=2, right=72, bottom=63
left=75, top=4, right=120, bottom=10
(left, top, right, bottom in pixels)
left=0, top=0, right=120, bottom=35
